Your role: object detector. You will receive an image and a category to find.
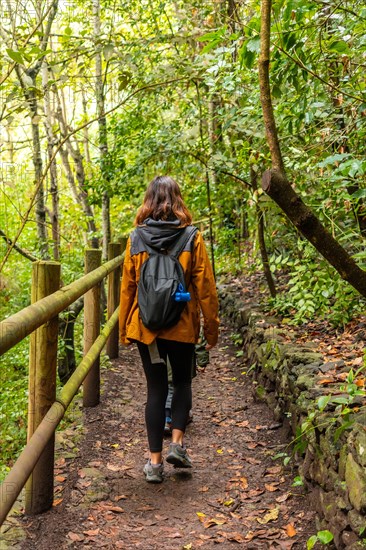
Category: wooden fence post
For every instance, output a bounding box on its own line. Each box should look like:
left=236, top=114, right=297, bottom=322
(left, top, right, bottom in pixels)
left=25, top=261, right=60, bottom=515
left=106, top=240, right=126, bottom=359
left=83, top=249, right=102, bottom=407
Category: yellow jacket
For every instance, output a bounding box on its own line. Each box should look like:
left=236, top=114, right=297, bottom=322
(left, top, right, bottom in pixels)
left=119, top=230, right=219, bottom=346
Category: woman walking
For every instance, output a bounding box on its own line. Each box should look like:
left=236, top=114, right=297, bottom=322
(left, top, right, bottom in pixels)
left=119, top=175, right=219, bottom=483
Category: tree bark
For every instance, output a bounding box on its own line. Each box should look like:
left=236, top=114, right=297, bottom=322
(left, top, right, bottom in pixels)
left=54, top=84, right=99, bottom=248
left=251, top=167, right=276, bottom=297
left=58, top=297, right=84, bottom=384
left=258, top=0, right=284, bottom=174
left=42, top=61, right=60, bottom=260
left=93, top=0, right=111, bottom=261
left=262, top=169, right=366, bottom=298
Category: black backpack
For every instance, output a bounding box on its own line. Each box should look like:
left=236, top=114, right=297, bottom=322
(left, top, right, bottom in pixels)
left=136, top=226, right=197, bottom=331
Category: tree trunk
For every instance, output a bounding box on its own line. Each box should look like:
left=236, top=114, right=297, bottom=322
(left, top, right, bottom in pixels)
left=251, top=167, right=276, bottom=297
left=258, top=0, right=284, bottom=174
left=54, top=85, right=99, bottom=248
left=58, top=297, right=84, bottom=384
left=93, top=0, right=111, bottom=261
left=262, top=170, right=366, bottom=298
left=42, top=61, right=60, bottom=260
left=81, top=88, right=92, bottom=165
left=26, top=81, right=50, bottom=259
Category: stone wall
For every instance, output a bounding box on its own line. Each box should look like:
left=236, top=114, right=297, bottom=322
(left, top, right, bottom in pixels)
left=219, top=284, right=366, bottom=550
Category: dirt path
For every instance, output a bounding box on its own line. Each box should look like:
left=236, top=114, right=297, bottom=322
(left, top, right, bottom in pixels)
left=18, top=323, right=316, bottom=549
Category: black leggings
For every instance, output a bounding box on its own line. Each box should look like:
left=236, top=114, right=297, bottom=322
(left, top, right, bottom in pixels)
left=137, top=339, right=195, bottom=453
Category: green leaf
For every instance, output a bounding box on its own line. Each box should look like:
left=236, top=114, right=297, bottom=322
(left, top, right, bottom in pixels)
left=317, top=395, right=330, bottom=411
left=292, top=476, right=304, bottom=487
left=332, top=397, right=349, bottom=405
left=317, top=530, right=334, bottom=544
left=6, top=49, right=24, bottom=65
left=328, top=40, right=350, bottom=54
left=307, top=535, right=318, bottom=550
left=201, top=40, right=221, bottom=54
left=246, top=36, right=260, bottom=53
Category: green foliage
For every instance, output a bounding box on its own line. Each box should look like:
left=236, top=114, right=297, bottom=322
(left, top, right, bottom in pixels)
left=307, top=530, right=334, bottom=549
left=0, top=340, right=29, bottom=482
left=267, top=241, right=366, bottom=327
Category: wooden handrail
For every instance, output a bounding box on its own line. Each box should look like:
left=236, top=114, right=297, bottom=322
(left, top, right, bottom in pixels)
left=0, top=252, right=124, bottom=357
left=0, top=307, right=120, bottom=526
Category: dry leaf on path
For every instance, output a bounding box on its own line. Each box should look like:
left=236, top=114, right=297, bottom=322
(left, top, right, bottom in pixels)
left=67, top=532, right=84, bottom=542
left=83, top=528, right=100, bottom=536
left=285, top=523, right=297, bottom=537
left=265, top=483, right=280, bottom=492
left=257, top=507, right=280, bottom=524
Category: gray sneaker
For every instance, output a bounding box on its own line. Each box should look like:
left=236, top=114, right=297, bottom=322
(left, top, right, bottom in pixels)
left=143, top=460, right=164, bottom=483
left=166, top=443, right=192, bottom=468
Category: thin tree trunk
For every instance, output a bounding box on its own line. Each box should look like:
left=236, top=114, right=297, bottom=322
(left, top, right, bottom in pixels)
left=81, top=88, right=92, bottom=165
left=196, top=81, right=216, bottom=278
left=42, top=61, right=60, bottom=260
left=251, top=167, right=276, bottom=297
left=93, top=0, right=111, bottom=260
left=258, top=0, right=284, bottom=174
left=23, top=78, right=50, bottom=259
left=54, top=84, right=99, bottom=248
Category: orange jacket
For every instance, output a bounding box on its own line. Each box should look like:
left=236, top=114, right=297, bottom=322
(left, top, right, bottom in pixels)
left=119, top=230, right=219, bottom=346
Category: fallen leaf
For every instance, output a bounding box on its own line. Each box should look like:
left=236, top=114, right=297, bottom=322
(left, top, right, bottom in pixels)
left=244, top=456, right=261, bottom=465
left=257, top=507, right=280, bottom=524
left=285, top=523, right=297, bottom=537
left=68, top=532, right=84, bottom=542
left=265, top=483, right=279, bottom=492
left=83, top=529, right=100, bottom=536
left=240, top=476, right=248, bottom=489
left=318, top=378, right=334, bottom=385
left=203, top=517, right=227, bottom=528
left=55, top=475, right=66, bottom=482
left=106, top=463, right=120, bottom=472
left=198, top=486, right=209, bottom=492
left=52, top=498, right=63, bottom=506
left=265, top=466, right=282, bottom=475
left=276, top=493, right=291, bottom=503
left=225, top=531, right=246, bottom=543
left=166, top=532, right=183, bottom=538
left=106, top=505, right=124, bottom=513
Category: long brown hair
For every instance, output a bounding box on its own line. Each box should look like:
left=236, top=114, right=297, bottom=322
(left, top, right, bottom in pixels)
left=134, top=175, right=192, bottom=226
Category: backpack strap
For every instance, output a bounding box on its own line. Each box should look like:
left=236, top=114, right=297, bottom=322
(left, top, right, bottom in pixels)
left=168, top=226, right=198, bottom=258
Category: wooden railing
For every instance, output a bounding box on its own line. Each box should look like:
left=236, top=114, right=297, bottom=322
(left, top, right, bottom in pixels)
left=0, top=242, right=126, bottom=526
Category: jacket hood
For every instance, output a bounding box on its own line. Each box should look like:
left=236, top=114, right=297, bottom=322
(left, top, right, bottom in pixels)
left=137, top=218, right=185, bottom=250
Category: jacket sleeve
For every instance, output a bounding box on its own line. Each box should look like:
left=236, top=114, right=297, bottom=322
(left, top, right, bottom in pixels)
left=119, top=237, right=137, bottom=345
left=191, top=231, right=219, bottom=346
